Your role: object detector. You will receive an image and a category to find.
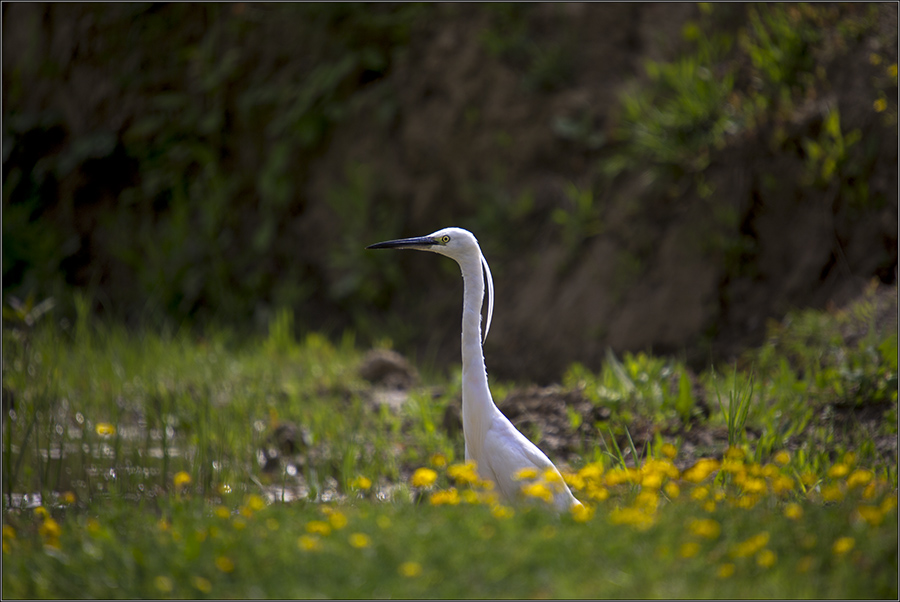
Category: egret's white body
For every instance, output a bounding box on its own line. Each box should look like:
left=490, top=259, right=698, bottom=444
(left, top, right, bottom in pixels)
left=368, top=227, right=582, bottom=511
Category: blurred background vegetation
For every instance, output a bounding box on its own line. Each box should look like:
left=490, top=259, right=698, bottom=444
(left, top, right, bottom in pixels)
left=3, top=2, right=897, bottom=382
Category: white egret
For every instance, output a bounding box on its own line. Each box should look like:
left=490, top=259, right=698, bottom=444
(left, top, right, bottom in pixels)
left=367, top=227, right=582, bottom=511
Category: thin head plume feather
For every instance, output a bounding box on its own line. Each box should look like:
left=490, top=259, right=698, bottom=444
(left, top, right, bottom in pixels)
left=481, top=248, right=493, bottom=344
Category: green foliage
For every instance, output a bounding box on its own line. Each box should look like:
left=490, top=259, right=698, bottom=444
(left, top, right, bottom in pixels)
left=712, top=368, right=754, bottom=448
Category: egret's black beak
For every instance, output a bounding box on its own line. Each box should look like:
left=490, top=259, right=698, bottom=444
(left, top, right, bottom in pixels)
left=366, top=236, right=437, bottom=250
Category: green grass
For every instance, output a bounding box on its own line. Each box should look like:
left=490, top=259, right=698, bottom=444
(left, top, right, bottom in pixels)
left=2, top=285, right=897, bottom=598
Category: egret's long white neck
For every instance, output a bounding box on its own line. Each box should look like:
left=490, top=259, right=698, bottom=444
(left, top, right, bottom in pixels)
left=457, top=252, right=498, bottom=462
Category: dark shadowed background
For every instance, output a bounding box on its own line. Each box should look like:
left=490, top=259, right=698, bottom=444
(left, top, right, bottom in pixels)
left=3, top=3, right=897, bottom=382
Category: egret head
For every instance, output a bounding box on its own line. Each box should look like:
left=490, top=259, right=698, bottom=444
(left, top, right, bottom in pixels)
left=367, top=227, right=494, bottom=341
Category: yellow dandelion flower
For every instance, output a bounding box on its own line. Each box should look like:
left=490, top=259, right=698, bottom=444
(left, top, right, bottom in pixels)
left=2, top=525, right=16, bottom=541
left=461, top=489, right=481, bottom=504
left=732, top=532, right=770, bottom=558
left=683, top=458, right=720, bottom=483
left=411, top=467, right=438, bottom=488
left=192, top=576, right=212, bottom=593
left=305, top=520, right=332, bottom=536
left=800, top=471, right=818, bottom=487
left=86, top=518, right=101, bottom=535
left=61, top=491, right=76, bottom=505
left=351, top=476, right=372, bottom=491
left=642, top=472, right=664, bottom=490
left=691, top=486, right=709, bottom=501
left=636, top=490, right=659, bottom=511
left=703, top=500, right=717, bottom=513
left=784, top=502, right=803, bottom=520
left=771, top=474, right=795, bottom=495
left=856, top=505, right=883, bottom=526
left=173, top=471, right=192, bottom=488
left=846, top=468, right=874, bottom=489
left=587, top=484, right=610, bottom=502
left=888, top=63, right=898, bottom=78
left=880, top=495, right=896, bottom=513
left=757, top=549, right=777, bottom=568
left=247, top=494, right=265, bottom=511
left=736, top=495, right=759, bottom=509
left=741, top=477, right=767, bottom=495
left=542, top=468, right=563, bottom=484
left=232, top=518, right=246, bottom=530
left=215, top=506, right=230, bottom=519
left=822, top=484, right=845, bottom=502
left=563, top=472, right=585, bottom=491
left=328, top=511, right=348, bottom=530
left=34, top=506, right=50, bottom=520
left=774, top=450, right=791, bottom=466
left=661, top=443, right=678, bottom=459
left=724, top=447, right=745, bottom=460
left=664, top=481, right=680, bottom=499
left=429, top=488, right=460, bottom=506
left=399, top=561, right=423, bottom=577
left=491, top=504, right=514, bottom=519
left=447, top=462, right=480, bottom=485
left=578, top=463, right=604, bottom=481
left=828, top=463, right=850, bottom=479
left=609, top=507, right=655, bottom=530
left=842, top=451, right=856, bottom=466
left=429, top=453, right=448, bottom=468
left=95, top=422, right=116, bottom=437
left=689, top=518, right=721, bottom=539
left=349, top=532, right=371, bottom=549
left=874, top=97, right=888, bottom=112
left=717, top=563, right=735, bottom=578
left=38, top=518, right=62, bottom=539
left=522, top=482, right=553, bottom=503
left=571, top=503, right=594, bottom=523
left=298, top=534, right=321, bottom=551
left=832, top=536, right=855, bottom=555
left=215, top=556, right=235, bottom=573
left=513, top=467, right=539, bottom=481
left=679, top=541, right=701, bottom=558
left=154, top=576, right=173, bottom=593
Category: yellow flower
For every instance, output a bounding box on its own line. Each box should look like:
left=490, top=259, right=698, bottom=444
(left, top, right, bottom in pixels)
left=562, top=472, right=585, bottom=491
left=328, top=511, right=348, bottom=530
left=641, top=472, right=664, bottom=490
left=34, top=506, right=50, bottom=520
left=822, top=484, right=845, bottom=502
left=39, top=518, right=62, bottom=539
left=399, top=561, right=423, bottom=577
left=609, top=507, right=655, bottom=531
left=689, top=518, right=721, bottom=539
left=679, top=541, right=700, bottom=558
left=691, top=486, right=709, bottom=501
left=95, top=422, right=116, bottom=437
left=410, top=467, right=438, bottom=488
left=846, top=469, right=874, bottom=489
left=888, top=63, right=898, bottom=78
left=173, top=471, right=192, bottom=488
left=429, top=488, right=460, bottom=506
left=756, top=549, right=777, bottom=568
left=732, top=532, right=769, bottom=558
left=661, top=443, right=678, bottom=459
left=305, top=520, right=332, bottom=536
left=874, top=97, right=888, bottom=113
left=571, top=503, right=594, bottom=523
left=192, top=576, right=212, bottom=593
left=832, top=536, right=855, bottom=555
left=154, top=576, right=174, bottom=593
left=542, top=468, right=563, bottom=484
left=770, top=474, right=795, bottom=495
left=447, top=462, right=480, bottom=486
left=587, top=484, right=609, bottom=502
left=578, top=463, right=604, bottom=481
left=351, top=476, right=372, bottom=491
left=298, top=534, right=321, bottom=551
left=664, top=481, right=680, bottom=499
left=741, top=477, right=767, bottom=495
left=682, top=458, right=720, bottom=483
left=491, top=504, right=514, bottom=519
left=784, top=503, right=803, bottom=520
left=86, top=518, right=101, bottom=535
left=215, top=506, right=230, bottom=519
left=2, top=525, right=15, bottom=541
left=349, top=532, right=371, bottom=549
left=522, top=482, right=553, bottom=503
left=870, top=52, right=883, bottom=65
left=513, top=467, right=539, bottom=481
left=827, top=463, right=849, bottom=479
left=215, top=556, right=235, bottom=573
left=429, top=453, right=448, bottom=468
left=724, top=447, right=745, bottom=460
left=61, top=491, right=76, bottom=505
left=856, top=505, right=883, bottom=526
left=774, top=450, right=791, bottom=466
left=716, top=563, right=735, bottom=578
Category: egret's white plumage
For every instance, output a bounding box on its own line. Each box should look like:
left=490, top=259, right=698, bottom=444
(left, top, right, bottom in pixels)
left=368, top=227, right=582, bottom=511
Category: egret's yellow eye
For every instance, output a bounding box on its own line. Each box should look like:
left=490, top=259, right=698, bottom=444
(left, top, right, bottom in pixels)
left=440, top=235, right=451, bottom=244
